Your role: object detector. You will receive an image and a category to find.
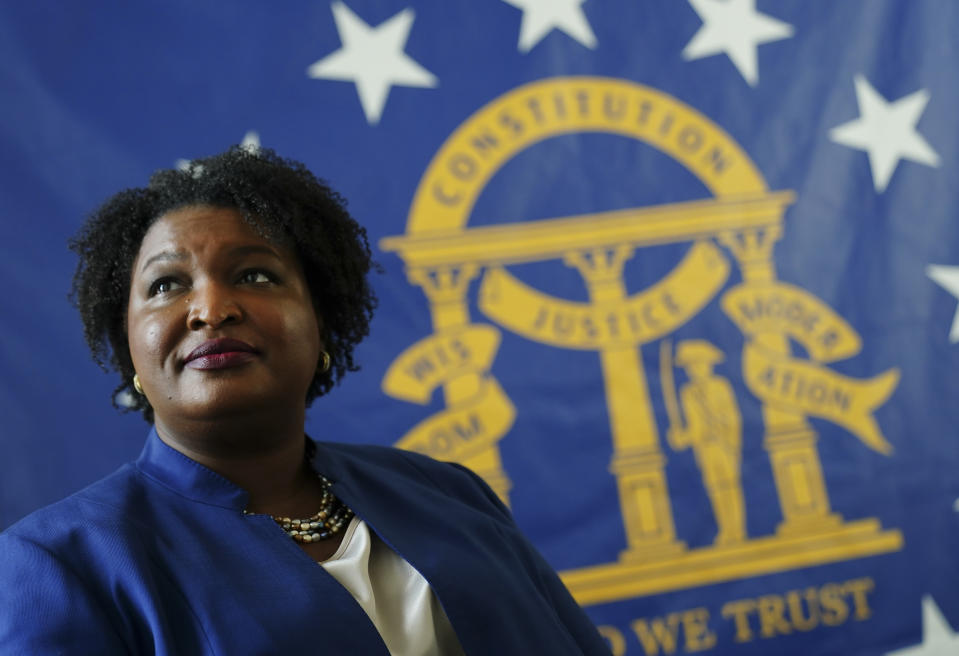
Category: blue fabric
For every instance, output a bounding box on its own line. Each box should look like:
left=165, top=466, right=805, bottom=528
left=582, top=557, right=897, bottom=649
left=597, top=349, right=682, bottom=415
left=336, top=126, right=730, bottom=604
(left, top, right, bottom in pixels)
left=0, top=430, right=606, bottom=655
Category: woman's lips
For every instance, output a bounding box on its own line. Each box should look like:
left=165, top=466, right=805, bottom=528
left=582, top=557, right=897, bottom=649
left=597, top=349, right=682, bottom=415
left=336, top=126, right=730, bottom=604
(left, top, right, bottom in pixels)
left=185, top=351, right=257, bottom=370
left=184, top=338, right=258, bottom=370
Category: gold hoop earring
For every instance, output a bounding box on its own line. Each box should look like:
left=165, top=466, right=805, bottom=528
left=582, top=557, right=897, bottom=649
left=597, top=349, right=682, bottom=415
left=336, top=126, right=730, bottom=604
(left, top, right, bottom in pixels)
left=319, top=351, right=331, bottom=374
left=133, top=374, right=144, bottom=395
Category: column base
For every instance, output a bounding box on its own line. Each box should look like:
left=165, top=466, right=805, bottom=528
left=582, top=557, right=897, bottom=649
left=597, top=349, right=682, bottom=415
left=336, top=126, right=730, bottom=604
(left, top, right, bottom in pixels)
left=776, top=512, right=843, bottom=537
left=619, top=540, right=687, bottom=563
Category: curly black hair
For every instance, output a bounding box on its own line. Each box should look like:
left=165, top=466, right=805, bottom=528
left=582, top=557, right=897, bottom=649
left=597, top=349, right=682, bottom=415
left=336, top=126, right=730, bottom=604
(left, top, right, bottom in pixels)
left=69, top=146, right=377, bottom=422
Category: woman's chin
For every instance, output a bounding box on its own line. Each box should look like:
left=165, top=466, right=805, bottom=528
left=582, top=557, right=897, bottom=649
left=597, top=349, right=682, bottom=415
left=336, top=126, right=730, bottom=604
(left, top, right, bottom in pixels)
left=161, top=386, right=299, bottom=423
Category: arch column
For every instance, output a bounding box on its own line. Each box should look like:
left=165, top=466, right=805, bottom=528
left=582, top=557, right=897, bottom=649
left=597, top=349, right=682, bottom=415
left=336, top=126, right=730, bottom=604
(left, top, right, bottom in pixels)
left=718, top=228, right=840, bottom=534
left=407, top=265, right=512, bottom=503
left=565, top=247, right=685, bottom=560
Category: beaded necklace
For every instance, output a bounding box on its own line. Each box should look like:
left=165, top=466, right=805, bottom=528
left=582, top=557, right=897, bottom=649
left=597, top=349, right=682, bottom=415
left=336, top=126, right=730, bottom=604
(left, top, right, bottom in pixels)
left=247, top=473, right=355, bottom=543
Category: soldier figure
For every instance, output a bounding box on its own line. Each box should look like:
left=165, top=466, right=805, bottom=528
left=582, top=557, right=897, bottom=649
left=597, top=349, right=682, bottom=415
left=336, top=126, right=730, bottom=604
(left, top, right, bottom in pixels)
left=667, top=340, right=746, bottom=546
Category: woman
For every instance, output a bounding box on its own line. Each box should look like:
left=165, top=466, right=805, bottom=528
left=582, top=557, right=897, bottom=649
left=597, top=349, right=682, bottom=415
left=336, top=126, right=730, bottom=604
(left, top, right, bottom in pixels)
left=0, top=147, right=608, bottom=654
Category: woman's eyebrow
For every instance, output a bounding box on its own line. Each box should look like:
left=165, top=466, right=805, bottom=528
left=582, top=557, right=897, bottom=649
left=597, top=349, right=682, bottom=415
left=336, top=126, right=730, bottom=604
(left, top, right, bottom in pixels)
left=140, top=250, right=186, bottom=273
left=227, top=244, right=283, bottom=260
left=139, top=245, right=282, bottom=274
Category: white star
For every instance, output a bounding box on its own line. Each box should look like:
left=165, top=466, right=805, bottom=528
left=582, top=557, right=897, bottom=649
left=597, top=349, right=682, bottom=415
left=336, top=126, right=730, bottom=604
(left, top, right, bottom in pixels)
left=927, top=265, right=959, bottom=343
left=175, top=130, right=261, bottom=172
left=501, top=0, right=597, bottom=53
left=307, top=2, right=437, bottom=125
left=682, top=0, right=793, bottom=86
left=239, top=130, right=260, bottom=154
left=830, top=75, right=940, bottom=193
left=886, top=596, right=959, bottom=655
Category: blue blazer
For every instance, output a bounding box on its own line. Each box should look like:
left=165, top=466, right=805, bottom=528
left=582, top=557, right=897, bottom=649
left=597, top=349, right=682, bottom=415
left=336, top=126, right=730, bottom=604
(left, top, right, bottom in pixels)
left=0, top=430, right=608, bottom=654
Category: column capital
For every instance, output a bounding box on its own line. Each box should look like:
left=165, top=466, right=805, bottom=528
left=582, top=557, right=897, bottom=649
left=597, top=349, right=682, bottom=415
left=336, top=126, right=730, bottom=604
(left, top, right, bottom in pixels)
left=563, top=245, right=634, bottom=285
left=407, top=264, right=480, bottom=305
left=717, top=226, right=782, bottom=283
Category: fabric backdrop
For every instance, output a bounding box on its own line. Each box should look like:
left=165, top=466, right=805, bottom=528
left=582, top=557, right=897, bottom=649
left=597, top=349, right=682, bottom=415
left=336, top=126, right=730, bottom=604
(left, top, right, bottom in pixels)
left=2, top=2, right=958, bottom=654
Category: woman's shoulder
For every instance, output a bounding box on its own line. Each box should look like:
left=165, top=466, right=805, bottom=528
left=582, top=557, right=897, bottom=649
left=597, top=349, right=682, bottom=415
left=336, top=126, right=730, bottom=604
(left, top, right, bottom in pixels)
left=0, top=463, right=148, bottom=549
left=315, top=441, right=511, bottom=519
left=316, top=440, right=476, bottom=486
left=317, top=440, right=452, bottom=469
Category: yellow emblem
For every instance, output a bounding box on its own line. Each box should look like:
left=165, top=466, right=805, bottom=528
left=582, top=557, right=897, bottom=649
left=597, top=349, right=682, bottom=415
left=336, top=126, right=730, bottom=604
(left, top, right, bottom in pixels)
left=380, top=77, right=902, bottom=607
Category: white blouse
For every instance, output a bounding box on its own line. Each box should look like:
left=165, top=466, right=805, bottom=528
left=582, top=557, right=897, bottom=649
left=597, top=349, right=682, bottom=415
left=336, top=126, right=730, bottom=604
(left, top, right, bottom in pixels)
left=320, top=517, right=465, bottom=656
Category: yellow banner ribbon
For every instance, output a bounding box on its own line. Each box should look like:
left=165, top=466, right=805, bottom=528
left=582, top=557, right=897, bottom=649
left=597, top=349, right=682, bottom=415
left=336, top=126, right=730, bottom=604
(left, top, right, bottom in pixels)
left=479, top=241, right=730, bottom=350
left=722, top=282, right=860, bottom=362
left=742, top=344, right=899, bottom=454
left=381, top=325, right=501, bottom=404
left=393, top=378, right=516, bottom=462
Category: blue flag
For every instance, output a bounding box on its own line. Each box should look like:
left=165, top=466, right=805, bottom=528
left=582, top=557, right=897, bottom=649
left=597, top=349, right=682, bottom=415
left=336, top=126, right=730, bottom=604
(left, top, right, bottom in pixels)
left=2, top=1, right=958, bottom=653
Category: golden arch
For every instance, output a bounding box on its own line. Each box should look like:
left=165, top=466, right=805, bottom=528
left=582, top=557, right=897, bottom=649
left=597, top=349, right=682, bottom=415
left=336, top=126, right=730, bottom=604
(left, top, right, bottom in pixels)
left=405, top=76, right=766, bottom=235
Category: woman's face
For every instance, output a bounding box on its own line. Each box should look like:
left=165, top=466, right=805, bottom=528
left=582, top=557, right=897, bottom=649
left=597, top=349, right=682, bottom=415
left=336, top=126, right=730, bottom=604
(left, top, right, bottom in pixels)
left=126, top=205, right=321, bottom=425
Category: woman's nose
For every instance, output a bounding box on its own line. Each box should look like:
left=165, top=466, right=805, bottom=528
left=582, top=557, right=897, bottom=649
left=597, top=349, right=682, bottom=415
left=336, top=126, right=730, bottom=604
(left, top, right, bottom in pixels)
left=187, top=282, right=243, bottom=330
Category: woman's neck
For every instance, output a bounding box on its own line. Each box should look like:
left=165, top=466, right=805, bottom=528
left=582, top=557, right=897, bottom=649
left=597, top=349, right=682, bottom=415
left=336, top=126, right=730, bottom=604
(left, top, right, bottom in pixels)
left=153, top=409, right=318, bottom=514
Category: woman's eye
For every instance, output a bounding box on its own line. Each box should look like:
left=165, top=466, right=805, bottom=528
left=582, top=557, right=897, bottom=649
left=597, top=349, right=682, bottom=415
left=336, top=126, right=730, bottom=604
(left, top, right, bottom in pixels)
left=148, top=278, right=183, bottom=296
left=239, top=270, right=274, bottom=284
